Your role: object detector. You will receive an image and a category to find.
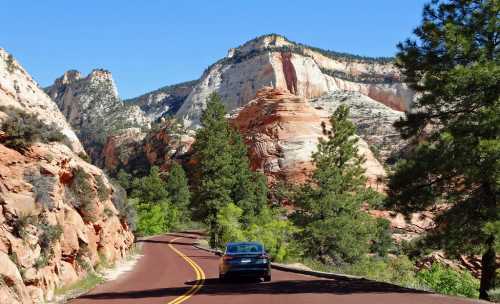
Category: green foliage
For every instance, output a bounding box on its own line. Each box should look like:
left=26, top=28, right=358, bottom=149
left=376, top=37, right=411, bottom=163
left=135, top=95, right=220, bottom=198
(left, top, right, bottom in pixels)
left=165, top=162, right=191, bottom=217
left=389, top=0, right=499, bottom=298
left=216, top=203, right=245, bottom=245
left=487, top=288, right=500, bottom=302
left=370, top=218, right=393, bottom=257
left=110, top=181, right=136, bottom=230
left=244, top=207, right=300, bottom=262
left=134, top=200, right=178, bottom=236
left=417, top=263, right=479, bottom=298
left=6, top=54, right=15, bottom=73
left=95, top=174, right=110, bottom=202
left=37, top=222, right=63, bottom=255
left=0, top=106, right=66, bottom=152
left=115, top=169, right=133, bottom=193
left=128, top=166, right=180, bottom=236
left=69, top=167, right=96, bottom=222
left=293, top=105, right=380, bottom=264
left=12, top=214, right=36, bottom=239
left=215, top=202, right=299, bottom=262
left=191, top=93, right=268, bottom=248
left=24, top=169, right=57, bottom=209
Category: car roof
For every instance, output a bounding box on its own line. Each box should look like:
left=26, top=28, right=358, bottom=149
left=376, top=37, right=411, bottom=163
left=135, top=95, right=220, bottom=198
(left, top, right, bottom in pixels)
left=226, top=242, right=263, bottom=246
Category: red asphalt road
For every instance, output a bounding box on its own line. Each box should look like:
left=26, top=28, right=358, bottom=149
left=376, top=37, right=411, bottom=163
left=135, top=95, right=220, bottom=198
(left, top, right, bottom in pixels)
left=71, top=233, right=485, bottom=304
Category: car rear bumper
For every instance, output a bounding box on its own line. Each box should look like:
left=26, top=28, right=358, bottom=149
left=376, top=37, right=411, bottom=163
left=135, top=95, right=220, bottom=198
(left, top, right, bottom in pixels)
left=222, top=266, right=270, bottom=277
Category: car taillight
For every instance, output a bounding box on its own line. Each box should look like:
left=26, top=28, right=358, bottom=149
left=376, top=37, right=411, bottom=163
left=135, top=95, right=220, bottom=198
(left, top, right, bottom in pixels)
left=223, top=255, right=234, bottom=261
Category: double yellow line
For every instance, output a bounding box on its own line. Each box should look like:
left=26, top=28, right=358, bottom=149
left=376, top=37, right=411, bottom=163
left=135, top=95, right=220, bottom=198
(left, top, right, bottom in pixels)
left=167, top=236, right=206, bottom=304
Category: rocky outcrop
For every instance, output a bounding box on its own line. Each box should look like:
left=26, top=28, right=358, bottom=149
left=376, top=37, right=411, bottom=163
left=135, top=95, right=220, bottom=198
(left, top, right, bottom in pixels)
left=0, top=142, right=134, bottom=303
left=231, top=88, right=386, bottom=188
left=101, top=120, right=194, bottom=175
left=0, top=49, right=84, bottom=155
left=177, top=34, right=414, bottom=128
left=0, top=52, right=134, bottom=303
left=125, top=80, right=197, bottom=122
left=45, top=69, right=151, bottom=164
left=310, top=90, right=405, bottom=164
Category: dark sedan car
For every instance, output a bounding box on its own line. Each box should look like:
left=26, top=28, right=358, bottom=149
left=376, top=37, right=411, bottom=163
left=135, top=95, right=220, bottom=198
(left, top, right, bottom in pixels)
left=218, top=242, right=271, bottom=282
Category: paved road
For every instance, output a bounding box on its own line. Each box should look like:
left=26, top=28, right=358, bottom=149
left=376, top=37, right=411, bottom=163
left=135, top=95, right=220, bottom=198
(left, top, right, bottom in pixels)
left=71, top=233, right=484, bottom=304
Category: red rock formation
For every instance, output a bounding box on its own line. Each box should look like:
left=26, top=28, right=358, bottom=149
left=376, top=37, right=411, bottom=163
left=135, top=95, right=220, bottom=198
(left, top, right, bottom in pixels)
left=232, top=87, right=386, bottom=187
left=280, top=52, right=298, bottom=95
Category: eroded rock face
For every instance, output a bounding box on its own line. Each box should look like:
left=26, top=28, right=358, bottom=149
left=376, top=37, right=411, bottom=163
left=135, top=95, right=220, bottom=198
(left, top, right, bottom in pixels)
left=231, top=88, right=386, bottom=188
left=45, top=69, right=151, bottom=164
left=125, top=80, right=197, bottom=122
left=101, top=121, right=194, bottom=174
left=177, top=34, right=414, bottom=128
left=0, top=52, right=134, bottom=303
left=0, top=142, right=134, bottom=303
left=309, top=91, right=405, bottom=164
left=0, top=49, right=84, bottom=155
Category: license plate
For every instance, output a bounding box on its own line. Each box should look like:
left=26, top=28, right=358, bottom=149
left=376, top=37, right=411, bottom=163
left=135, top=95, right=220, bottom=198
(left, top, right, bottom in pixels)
left=241, top=258, right=251, bottom=263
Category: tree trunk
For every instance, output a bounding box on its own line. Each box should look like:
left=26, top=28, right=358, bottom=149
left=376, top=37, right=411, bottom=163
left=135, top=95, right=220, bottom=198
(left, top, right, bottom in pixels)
left=479, top=236, right=496, bottom=300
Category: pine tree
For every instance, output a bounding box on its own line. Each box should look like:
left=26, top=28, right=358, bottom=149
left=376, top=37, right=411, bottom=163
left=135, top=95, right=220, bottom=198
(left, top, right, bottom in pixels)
left=293, top=105, right=379, bottom=264
left=192, top=93, right=268, bottom=248
left=388, top=0, right=499, bottom=299
left=165, top=162, right=191, bottom=217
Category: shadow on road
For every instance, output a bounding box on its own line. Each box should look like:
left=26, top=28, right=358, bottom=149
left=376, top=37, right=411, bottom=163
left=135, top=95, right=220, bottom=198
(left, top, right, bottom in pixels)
left=79, top=277, right=427, bottom=300
left=135, top=240, right=194, bottom=246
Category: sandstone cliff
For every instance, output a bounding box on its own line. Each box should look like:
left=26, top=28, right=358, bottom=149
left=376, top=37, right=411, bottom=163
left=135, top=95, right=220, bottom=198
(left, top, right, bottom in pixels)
left=0, top=49, right=84, bottom=155
left=231, top=88, right=386, bottom=189
left=177, top=34, right=414, bottom=128
left=0, top=51, right=134, bottom=303
left=45, top=69, right=151, bottom=164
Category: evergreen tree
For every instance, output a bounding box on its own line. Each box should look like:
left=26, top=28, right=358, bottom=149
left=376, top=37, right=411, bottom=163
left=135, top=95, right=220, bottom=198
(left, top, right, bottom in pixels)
left=388, top=0, right=499, bottom=299
left=165, top=162, right=191, bottom=217
left=192, top=93, right=268, bottom=248
left=293, top=105, right=380, bottom=264
left=192, top=93, right=240, bottom=248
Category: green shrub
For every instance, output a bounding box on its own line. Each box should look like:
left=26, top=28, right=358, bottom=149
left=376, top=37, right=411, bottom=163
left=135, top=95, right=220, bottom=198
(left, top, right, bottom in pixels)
left=0, top=106, right=66, bottom=152
left=6, top=54, right=15, bottom=73
left=69, top=167, right=96, bottom=222
left=134, top=200, right=178, bottom=236
left=95, top=174, right=110, bottom=202
left=487, top=288, right=500, bottom=302
left=416, top=263, right=479, bottom=298
left=216, top=203, right=245, bottom=246
left=110, top=181, right=136, bottom=230
left=24, top=169, right=57, bottom=209
left=244, top=208, right=300, bottom=262
left=37, top=222, right=62, bottom=255
left=12, top=214, right=36, bottom=239
left=78, top=152, right=91, bottom=163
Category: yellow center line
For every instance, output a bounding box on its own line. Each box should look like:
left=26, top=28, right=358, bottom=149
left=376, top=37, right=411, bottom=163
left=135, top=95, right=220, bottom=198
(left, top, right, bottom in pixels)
left=166, top=236, right=206, bottom=304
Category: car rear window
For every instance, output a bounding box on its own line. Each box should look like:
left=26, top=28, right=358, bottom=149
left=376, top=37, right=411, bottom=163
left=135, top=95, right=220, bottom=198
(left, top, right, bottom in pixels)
left=226, top=243, right=263, bottom=254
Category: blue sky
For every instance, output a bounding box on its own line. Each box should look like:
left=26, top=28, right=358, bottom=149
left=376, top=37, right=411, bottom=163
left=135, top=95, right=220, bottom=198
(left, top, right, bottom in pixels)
left=1, top=0, right=427, bottom=99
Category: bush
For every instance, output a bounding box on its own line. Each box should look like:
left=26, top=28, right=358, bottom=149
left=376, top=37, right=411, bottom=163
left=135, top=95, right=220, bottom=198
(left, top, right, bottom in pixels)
left=134, top=200, right=178, bottom=236
left=24, top=169, right=57, bottom=209
left=37, top=222, right=63, bottom=254
left=416, top=263, right=479, bottom=298
left=0, top=106, right=66, bottom=152
left=69, top=167, right=96, bottom=222
left=12, top=214, right=36, bottom=239
left=216, top=203, right=245, bottom=246
left=244, top=208, right=300, bottom=262
left=110, top=181, right=136, bottom=230
left=95, top=174, right=110, bottom=202
left=487, top=288, right=500, bottom=302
